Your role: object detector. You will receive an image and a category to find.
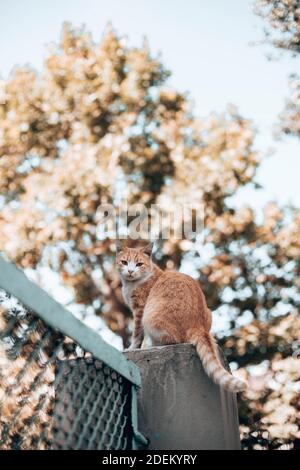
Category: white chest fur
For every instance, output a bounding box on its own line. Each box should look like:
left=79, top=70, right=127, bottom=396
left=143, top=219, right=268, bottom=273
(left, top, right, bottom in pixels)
left=121, top=272, right=153, bottom=309
left=122, top=281, right=136, bottom=308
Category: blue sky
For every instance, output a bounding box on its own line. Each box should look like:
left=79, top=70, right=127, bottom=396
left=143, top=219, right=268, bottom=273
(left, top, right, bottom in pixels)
left=1, top=0, right=299, bottom=211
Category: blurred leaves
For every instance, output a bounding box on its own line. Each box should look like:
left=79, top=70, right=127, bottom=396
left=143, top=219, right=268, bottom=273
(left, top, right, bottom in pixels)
left=254, top=0, right=300, bottom=54
left=254, top=1, right=300, bottom=137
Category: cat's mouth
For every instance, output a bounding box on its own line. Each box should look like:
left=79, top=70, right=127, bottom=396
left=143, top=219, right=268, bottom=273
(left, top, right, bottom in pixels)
left=123, top=273, right=138, bottom=281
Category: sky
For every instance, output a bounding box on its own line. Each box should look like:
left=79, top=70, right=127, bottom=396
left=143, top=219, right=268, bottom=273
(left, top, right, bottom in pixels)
left=0, top=0, right=299, bottom=212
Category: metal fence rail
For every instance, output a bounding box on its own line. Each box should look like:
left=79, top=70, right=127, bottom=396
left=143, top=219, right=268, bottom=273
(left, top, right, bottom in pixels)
left=0, top=255, right=147, bottom=450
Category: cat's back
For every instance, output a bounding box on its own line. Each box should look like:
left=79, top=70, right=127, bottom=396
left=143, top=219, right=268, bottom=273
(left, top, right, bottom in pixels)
left=144, top=269, right=209, bottom=332
left=149, top=270, right=202, bottom=300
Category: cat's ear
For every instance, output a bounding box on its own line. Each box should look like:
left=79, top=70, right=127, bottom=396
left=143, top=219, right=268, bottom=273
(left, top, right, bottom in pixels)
left=141, top=241, right=154, bottom=257
left=115, top=240, right=124, bottom=254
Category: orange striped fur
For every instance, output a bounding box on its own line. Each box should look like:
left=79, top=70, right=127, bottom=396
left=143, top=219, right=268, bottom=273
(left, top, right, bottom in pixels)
left=116, top=242, right=247, bottom=393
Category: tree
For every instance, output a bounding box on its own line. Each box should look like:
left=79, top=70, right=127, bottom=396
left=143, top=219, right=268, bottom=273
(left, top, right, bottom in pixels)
left=0, top=22, right=299, bottom=447
left=237, top=0, right=300, bottom=448
left=254, top=0, right=300, bottom=54
left=254, top=0, right=300, bottom=137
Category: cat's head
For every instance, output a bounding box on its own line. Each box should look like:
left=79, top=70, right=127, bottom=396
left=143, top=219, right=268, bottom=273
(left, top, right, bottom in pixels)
left=116, top=242, right=154, bottom=282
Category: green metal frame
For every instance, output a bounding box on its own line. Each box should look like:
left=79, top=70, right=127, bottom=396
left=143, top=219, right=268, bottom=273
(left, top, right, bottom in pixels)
left=0, top=254, right=148, bottom=449
left=131, top=386, right=149, bottom=449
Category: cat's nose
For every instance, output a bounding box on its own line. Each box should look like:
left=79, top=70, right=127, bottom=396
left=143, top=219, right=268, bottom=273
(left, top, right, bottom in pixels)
left=128, top=269, right=134, bottom=275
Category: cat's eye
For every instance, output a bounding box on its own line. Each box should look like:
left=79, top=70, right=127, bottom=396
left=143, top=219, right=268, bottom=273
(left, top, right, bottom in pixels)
left=121, top=260, right=128, bottom=265
left=136, top=262, right=143, bottom=267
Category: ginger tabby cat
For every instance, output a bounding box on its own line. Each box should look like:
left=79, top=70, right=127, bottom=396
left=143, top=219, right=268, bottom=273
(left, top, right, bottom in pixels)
left=116, top=242, right=247, bottom=393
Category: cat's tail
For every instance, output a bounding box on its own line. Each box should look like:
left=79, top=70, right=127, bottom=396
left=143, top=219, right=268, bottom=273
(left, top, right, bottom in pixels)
left=189, top=329, right=247, bottom=393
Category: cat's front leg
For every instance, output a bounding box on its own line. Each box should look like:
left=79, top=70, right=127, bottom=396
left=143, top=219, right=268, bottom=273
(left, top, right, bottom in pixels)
left=128, top=309, right=144, bottom=350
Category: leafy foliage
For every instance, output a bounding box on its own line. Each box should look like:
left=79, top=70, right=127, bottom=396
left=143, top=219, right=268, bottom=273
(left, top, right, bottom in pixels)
left=254, top=1, right=300, bottom=138
left=254, top=0, right=300, bottom=54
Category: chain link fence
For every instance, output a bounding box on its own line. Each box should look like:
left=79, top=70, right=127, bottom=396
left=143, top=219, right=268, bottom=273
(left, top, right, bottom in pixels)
left=0, top=255, right=147, bottom=450
left=53, top=357, right=133, bottom=450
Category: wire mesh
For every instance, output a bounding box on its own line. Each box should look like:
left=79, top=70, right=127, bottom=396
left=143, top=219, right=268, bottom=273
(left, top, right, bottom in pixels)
left=0, top=289, right=134, bottom=450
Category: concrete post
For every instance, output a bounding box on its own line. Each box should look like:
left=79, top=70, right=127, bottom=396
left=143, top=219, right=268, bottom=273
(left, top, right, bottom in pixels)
left=124, top=343, right=241, bottom=450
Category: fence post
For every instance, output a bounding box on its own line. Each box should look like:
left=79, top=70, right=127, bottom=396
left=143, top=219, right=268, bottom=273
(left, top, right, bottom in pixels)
left=125, top=343, right=241, bottom=450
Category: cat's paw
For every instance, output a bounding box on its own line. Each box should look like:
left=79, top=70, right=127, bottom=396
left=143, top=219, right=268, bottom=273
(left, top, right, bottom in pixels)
left=126, top=343, right=139, bottom=351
